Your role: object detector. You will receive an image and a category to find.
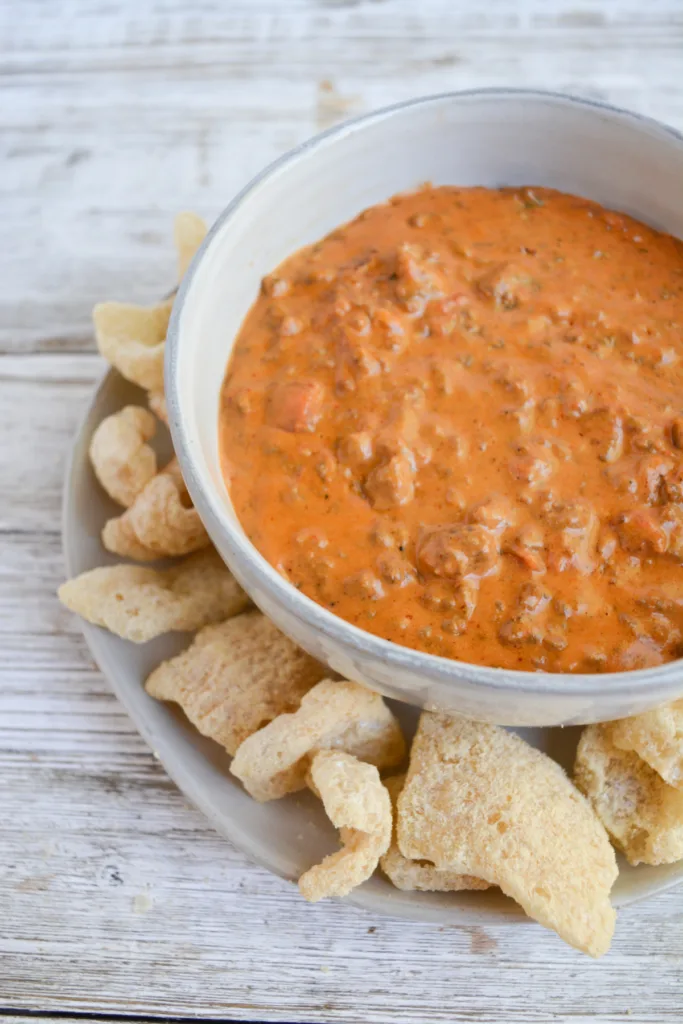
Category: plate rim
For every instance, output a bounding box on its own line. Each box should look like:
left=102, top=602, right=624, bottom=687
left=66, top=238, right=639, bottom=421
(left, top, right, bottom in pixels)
left=61, top=368, right=683, bottom=926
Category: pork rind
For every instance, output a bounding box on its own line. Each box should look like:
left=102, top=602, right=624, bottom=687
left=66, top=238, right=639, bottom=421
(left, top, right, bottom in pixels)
left=230, top=679, right=405, bottom=802
left=58, top=548, right=249, bottom=643
left=102, top=458, right=210, bottom=560
left=93, top=212, right=206, bottom=393
left=89, top=406, right=158, bottom=508
left=575, top=724, right=683, bottom=866
left=398, top=713, right=617, bottom=958
left=148, top=390, right=168, bottom=424
left=611, top=700, right=683, bottom=789
left=298, top=750, right=392, bottom=902
left=93, top=298, right=171, bottom=392
left=175, top=211, right=208, bottom=279
left=145, top=610, right=326, bottom=755
left=101, top=515, right=159, bottom=562
left=380, top=775, right=489, bottom=893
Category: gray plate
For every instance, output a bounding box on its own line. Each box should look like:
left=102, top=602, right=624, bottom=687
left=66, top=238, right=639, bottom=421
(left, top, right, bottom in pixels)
left=62, top=369, right=683, bottom=924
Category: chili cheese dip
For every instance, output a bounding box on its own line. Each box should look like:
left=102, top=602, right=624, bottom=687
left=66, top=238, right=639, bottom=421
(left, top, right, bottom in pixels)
left=219, top=186, right=683, bottom=673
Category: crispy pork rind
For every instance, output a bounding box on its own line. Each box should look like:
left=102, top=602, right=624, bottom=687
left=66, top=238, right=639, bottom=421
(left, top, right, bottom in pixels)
left=575, top=724, right=683, bottom=866
left=380, top=775, right=489, bottom=893
left=101, top=515, right=159, bottom=562
left=230, top=679, right=405, bottom=802
left=58, top=548, right=249, bottom=643
left=174, top=211, right=208, bottom=279
left=93, top=212, right=206, bottom=393
left=93, top=298, right=171, bottom=392
left=102, top=458, right=210, bottom=560
left=148, top=390, right=168, bottom=424
left=398, top=713, right=617, bottom=958
left=611, top=700, right=683, bottom=789
left=89, top=406, right=158, bottom=508
left=298, top=750, right=392, bottom=902
left=145, top=610, right=325, bottom=754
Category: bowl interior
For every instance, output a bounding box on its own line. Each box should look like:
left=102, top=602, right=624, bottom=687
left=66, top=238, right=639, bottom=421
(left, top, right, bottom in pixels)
left=168, top=90, right=683, bottom=722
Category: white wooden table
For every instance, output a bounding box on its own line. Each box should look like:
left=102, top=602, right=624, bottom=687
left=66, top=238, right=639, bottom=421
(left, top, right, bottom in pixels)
left=2, top=2, right=683, bottom=1021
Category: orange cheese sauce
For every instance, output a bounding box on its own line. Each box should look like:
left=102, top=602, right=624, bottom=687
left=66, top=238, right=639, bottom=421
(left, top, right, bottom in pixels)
left=219, top=186, right=683, bottom=673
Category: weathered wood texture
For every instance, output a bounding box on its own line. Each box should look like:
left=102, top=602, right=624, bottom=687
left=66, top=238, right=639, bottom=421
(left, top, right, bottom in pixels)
left=2, top=2, right=683, bottom=1022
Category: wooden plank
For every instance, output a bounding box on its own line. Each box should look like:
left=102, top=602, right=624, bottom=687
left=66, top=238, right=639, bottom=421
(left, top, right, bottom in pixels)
left=2, top=1, right=683, bottom=353
left=0, top=354, right=102, bottom=531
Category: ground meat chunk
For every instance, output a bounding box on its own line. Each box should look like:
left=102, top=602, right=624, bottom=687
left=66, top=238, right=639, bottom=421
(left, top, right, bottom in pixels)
left=394, top=243, right=445, bottom=306
left=625, top=414, right=668, bottom=454
left=376, top=405, right=421, bottom=458
left=607, top=454, right=673, bottom=505
left=371, top=306, right=408, bottom=353
left=364, top=453, right=416, bottom=509
left=421, top=579, right=461, bottom=611
left=335, top=336, right=382, bottom=393
left=261, top=273, right=291, bottom=298
left=498, top=583, right=554, bottom=646
left=440, top=578, right=480, bottom=635
left=546, top=502, right=599, bottom=574
left=267, top=380, right=325, bottom=433
left=672, top=417, right=683, bottom=450
left=503, top=523, right=546, bottom=572
left=597, top=527, right=618, bottom=562
left=559, top=378, right=591, bottom=418
left=376, top=551, right=415, bottom=586
left=417, top=523, right=499, bottom=580
left=508, top=442, right=557, bottom=489
left=476, top=261, right=538, bottom=309
left=664, top=463, right=683, bottom=504
left=426, top=294, right=472, bottom=338
left=660, top=504, right=683, bottom=559
left=369, top=519, right=410, bottom=549
left=637, top=611, right=682, bottom=649
left=342, top=570, right=385, bottom=601
left=494, top=364, right=534, bottom=401
left=517, top=581, right=553, bottom=616
left=581, top=406, right=624, bottom=463
left=337, top=431, right=374, bottom=469
left=615, top=507, right=669, bottom=554
left=468, top=494, right=518, bottom=531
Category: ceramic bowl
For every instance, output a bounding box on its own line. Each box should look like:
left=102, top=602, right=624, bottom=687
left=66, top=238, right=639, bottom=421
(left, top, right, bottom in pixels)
left=167, top=89, right=683, bottom=727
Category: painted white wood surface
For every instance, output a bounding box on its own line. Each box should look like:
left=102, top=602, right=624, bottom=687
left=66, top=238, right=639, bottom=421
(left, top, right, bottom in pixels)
left=2, top=2, right=683, bottom=1021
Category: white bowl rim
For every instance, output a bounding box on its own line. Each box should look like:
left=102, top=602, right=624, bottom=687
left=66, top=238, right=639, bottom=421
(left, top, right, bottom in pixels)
left=166, top=86, right=683, bottom=700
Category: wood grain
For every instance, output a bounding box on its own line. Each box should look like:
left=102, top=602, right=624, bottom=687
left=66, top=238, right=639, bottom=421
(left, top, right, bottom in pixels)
left=3, top=0, right=683, bottom=352
left=2, top=1, right=683, bottom=1021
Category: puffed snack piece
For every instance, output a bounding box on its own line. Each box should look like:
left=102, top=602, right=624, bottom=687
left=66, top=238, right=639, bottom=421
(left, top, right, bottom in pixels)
left=145, top=610, right=326, bottom=755
left=148, top=390, right=168, bottom=424
left=299, top=750, right=392, bottom=901
left=398, top=712, right=617, bottom=958
left=611, top=700, right=683, bottom=789
left=93, top=298, right=171, bottom=392
left=102, top=458, right=210, bottom=560
left=575, top=723, right=683, bottom=866
left=174, top=211, right=208, bottom=279
left=230, top=679, right=405, bottom=802
left=89, top=405, right=158, bottom=508
left=380, top=774, right=489, bottom=893
left=93, top=213, right=207, bottom=392
left=58, top=548, right=248, bottom=643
